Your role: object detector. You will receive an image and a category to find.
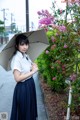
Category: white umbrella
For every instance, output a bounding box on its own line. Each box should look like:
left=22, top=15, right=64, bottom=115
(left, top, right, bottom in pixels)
left=0, top=29, right=49, bottom=71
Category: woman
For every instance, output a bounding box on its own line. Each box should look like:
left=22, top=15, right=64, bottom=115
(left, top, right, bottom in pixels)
left=10, top=34, right=38, bottom=120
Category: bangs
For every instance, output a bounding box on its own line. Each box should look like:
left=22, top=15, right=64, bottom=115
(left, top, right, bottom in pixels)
left=19, top=39, right=29, bottom=45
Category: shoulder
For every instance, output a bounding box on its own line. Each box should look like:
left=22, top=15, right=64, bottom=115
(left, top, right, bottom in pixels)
left=11, top=54, right=20, bottom=63
left=11, top=53, right=21, bottom=69
left=11, top=54, right=22, bottom=72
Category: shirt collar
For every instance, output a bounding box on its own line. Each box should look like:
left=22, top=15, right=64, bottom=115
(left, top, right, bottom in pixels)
left=16, top=51, right=28, bottom=58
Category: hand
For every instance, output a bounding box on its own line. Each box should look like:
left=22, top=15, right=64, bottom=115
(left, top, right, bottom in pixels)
left=31, top=63, right=38, bottom=74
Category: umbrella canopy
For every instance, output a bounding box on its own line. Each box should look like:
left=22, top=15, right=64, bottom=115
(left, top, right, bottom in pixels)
left=0, top=29, right=49, bottom=71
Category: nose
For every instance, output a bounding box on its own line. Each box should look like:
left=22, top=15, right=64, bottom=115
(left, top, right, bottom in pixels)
left=23, top=44, right=28, bottom=49
left=23, top=44, right=26, bottom=47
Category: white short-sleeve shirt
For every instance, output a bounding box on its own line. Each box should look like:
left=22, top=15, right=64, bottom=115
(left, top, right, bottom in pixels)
left=11, top=51, right=33, bottom=82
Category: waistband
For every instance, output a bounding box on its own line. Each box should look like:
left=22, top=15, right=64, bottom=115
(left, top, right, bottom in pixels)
left=20, top=76, right=32, bottom=83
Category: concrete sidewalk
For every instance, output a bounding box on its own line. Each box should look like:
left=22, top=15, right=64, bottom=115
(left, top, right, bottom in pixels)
left=0, top=65, right=48, bottom=120
left=34, top=73, right=48, bottom=120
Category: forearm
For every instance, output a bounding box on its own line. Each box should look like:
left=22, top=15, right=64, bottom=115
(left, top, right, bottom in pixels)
left=14, top=71, right=34, bottom=82
left=14, top=63, right=38, bottom=82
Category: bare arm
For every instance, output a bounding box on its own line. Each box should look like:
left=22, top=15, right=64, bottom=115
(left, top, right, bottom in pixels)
left=13, top=63, right=38, bottom=82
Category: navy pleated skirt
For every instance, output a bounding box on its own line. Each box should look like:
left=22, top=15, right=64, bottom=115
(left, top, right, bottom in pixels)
left=10, top=77, right=38, bottom=120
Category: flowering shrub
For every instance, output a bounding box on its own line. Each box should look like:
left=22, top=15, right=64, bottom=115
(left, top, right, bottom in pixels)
left=37, top=10, right=54, bottom=25
left=37, top=0, right=80, bottom=92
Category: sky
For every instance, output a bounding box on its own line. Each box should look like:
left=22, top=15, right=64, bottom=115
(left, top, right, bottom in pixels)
left=0, top=0, right=65, bottom=31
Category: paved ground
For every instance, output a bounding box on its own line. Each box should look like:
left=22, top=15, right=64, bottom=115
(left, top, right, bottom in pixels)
left=0, top=45, right=48, bottom=120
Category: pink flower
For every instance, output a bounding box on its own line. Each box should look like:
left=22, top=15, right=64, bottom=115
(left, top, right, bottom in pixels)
left=63, top=44, right=68, bottom=48
left=70, top=73, right=77, bottom=81
left=60, top=9, right=63, bottom=14
left=56, top=60, right=61, bottom=64
left=45, top=50, right=49, bottom=54
left=52, top=77, right=56, bottom=80
left=39, top=18, right=52, bottom=25
left=51, top=44, right=56, bottom=50
left=62, top=64, right=66, bottom=68
left=51, top=24, right=58, bottom=29
left=37, top=11, right=42, bottom=15
left=51, top=36, right=56, bottom=42
left=61, top=0, right=80, bottom=4
left=58, top=25, right=66, bottom=32
left=39, top=25, right=48, bottom=32
left=37, top=9, right=54, bottom=26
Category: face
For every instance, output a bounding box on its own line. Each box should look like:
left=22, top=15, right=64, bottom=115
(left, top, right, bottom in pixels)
left=18, top=43, right=29, bottom=53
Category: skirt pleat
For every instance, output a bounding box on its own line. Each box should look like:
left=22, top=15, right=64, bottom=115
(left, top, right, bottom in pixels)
left=10, top=77, right=37, bottom=120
